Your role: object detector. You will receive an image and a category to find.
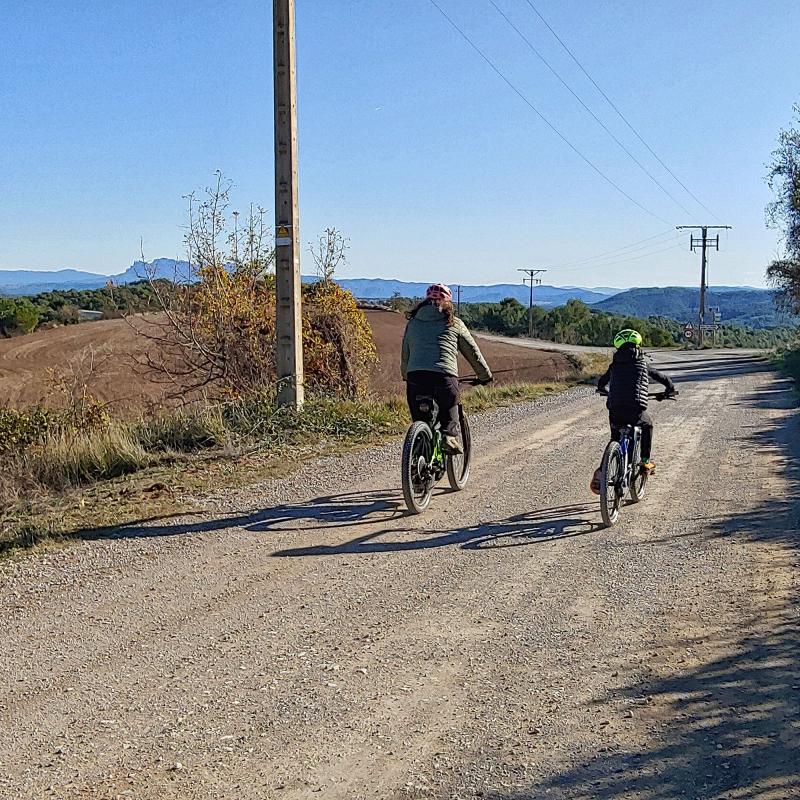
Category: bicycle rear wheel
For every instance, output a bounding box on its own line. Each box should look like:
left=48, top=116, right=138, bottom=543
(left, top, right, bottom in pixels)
left=599, top=440, right=623, bottom=527
left=446, top=405, right=472, bottom=491
left=629, top=437, right=648, bottom=503
left=402, top=421, right=434, bottom=514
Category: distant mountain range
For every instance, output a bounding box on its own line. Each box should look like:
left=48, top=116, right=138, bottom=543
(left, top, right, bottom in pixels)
left=0, top=259, right=187, bottom=295
left=593, top=286, right=794, bottom=329
left=0, top=262, right=621, bottom=306
left=1, top=261, right=788, bottom=328
left=326, top=277, right=620, bottom=306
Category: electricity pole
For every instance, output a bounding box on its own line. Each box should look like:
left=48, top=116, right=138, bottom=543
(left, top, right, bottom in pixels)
left=518, top=269, right=546, bottom=338
left=274, top=0, right=304, bottom=409
left=454, top=284, right=462, bottom=316
left=676, top=225, right=731, bottom=347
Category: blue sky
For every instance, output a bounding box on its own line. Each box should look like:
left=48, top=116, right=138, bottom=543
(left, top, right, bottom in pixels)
left=1, top=0, right=798, bottom=288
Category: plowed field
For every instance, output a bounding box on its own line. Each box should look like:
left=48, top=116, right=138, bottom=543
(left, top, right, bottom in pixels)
left=0, top=310, right=572, bottom=413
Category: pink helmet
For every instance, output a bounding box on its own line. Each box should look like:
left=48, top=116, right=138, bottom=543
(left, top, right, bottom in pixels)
left=425, top=283, right=452, bottom=302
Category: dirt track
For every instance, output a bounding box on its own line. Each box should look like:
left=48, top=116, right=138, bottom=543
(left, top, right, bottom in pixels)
left=0, top=311, right=572, bottom=412
left=1, top=350, right=798, bottom=799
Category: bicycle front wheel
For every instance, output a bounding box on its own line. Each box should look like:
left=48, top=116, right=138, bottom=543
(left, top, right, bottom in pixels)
left=402, top=421, right=434, bottom=514
left=446, top=405, right=472, bottom=491
left=599, top=440, right=623, bottom=527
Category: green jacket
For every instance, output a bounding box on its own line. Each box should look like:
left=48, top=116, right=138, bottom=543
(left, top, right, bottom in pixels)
left=401, top=303, right=492, bottom=382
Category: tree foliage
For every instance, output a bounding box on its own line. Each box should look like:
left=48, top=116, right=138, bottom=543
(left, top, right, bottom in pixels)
left=455, top=297, right=790, bottom=349
left=766, top=104, right=800, bottom=313
left=459, top=298, right=676, bottom=347
left=134, top=173, right=375, bottom=399
left=0, top=297, right=41, bottom=337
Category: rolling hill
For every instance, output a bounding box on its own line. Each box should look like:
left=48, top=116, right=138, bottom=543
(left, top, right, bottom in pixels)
left=0, top=260, right=186, bottom=295
left=592, top=286, right=794, bottom=329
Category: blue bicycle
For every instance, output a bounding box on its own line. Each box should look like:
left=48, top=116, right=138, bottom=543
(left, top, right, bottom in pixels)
left=597, top=390, right=678, bottom=526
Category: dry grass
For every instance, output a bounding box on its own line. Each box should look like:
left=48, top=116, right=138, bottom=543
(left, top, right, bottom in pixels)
left=27, top=428, right=150, bottom=491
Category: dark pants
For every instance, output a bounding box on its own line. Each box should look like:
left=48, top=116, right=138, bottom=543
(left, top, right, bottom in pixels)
left=609, top=407, right=653, bottom=460
left=406, top=371, right=460, bottom=437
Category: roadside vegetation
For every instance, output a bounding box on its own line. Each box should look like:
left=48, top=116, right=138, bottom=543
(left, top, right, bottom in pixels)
left=1, top=376, right=603, bottom=555
left=1, top=175, right=607, bottom=556
left=0, top=282, right=160, bottom=335
left=765, top=104, right=800, bottom=375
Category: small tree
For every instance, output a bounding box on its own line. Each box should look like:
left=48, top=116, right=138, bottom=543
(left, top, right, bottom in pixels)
left=133, top=174, right=375, bottom=399
left=0, top=298, right=40, bottom=336
left=766, top=104, right=800, bottom=314
left=131, top=172, right=277, bottom=396
left=309, top=227, right=349, bottom=284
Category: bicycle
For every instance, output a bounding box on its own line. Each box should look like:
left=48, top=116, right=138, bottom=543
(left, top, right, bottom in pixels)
left=596, top=389, right=678, bottom=527
left=401, top=377, right=485, bottom=514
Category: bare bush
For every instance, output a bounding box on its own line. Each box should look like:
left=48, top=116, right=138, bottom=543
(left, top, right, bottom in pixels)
left=309, top=227, right=349, bottom=284
left=132, top=174, right=375, bottom=399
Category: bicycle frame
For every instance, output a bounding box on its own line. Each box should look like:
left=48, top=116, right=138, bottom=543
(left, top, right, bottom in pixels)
left=413, top=395, right=446, bottom=474
left=616, top=425, right=641, bottom=496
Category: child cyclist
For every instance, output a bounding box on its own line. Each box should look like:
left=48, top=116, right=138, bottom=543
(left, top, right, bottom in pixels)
left=401, top=283, right=492, bottom=455
left=591, top=329, right=676, bottom=494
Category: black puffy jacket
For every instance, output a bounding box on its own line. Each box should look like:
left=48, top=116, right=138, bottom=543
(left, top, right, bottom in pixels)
left=597, top=345, right=674, bottom=411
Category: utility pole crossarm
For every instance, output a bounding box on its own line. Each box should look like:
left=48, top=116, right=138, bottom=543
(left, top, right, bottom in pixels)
left=676, top=225, right=732, bottom=348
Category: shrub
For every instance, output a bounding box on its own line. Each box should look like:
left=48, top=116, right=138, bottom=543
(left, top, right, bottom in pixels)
left=135, top=173, right=376, bottom=399
left=303, top=280, right=377, bottom=397
left=0, top=407, right=53, bottom=452
left=0, top=297, right=41, bottom=336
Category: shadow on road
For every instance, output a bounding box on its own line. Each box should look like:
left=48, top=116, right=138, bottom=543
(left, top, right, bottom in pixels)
left=85, top=489, right=405, bottom=540
left=656, top=353, right=772, bottom=386
left=488, top=371, right=800, bottom=799
left=271, top=503, right=603, bottom=557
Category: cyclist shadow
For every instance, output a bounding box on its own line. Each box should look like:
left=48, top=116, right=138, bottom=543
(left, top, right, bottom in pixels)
left=271, top=502, right=602, bottom=557
left=91, top=489, right=405, bottom=540
left=243, top=489, right=405, bottom=533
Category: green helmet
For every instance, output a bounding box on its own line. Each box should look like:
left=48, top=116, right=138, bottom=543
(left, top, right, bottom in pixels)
left=613, top=329, right=643, bottom=349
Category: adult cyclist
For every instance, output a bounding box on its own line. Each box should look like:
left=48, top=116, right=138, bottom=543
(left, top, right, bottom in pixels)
left=401, top=283, right=492, bottom=455
left=590, top=329, right=676, bottom=495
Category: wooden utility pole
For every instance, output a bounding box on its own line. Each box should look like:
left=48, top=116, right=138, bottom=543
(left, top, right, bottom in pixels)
left=274, top=0, right=304, bottom=409
left=518, top=268, right=546, bottom=338
left=676, top=225, right=731, bottom=347
left=455, top=284, right=462, bottom=316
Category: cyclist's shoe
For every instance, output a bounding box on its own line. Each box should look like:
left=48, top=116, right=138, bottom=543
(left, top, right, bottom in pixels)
left=642, top=461, right=656, bottom=474
left=590, top=468, right=602, bottom=495
left=442, top=435, right=464, bottom=455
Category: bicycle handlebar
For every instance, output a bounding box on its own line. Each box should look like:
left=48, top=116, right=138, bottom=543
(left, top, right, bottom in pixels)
left=596, top=388, right=679, bottom=401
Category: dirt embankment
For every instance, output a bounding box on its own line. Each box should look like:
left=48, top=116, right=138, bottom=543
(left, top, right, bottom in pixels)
left=0, top=310, right=573, bottom=414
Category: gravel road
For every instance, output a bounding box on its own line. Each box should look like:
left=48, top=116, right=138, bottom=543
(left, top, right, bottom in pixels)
left=1, top=350, right=798, bottom=799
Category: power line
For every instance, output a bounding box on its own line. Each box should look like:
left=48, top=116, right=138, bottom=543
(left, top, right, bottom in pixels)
left=558, top=233, right=685, bottom=269
left=426, top=0, right=671, bottom=224
left=556, top=242, right=686, bottom=273
left=549, top=228, right=677, bottom=268
left=486, top=0, right=693, bottom=219
left=521, top=0, right=721, bottom=223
